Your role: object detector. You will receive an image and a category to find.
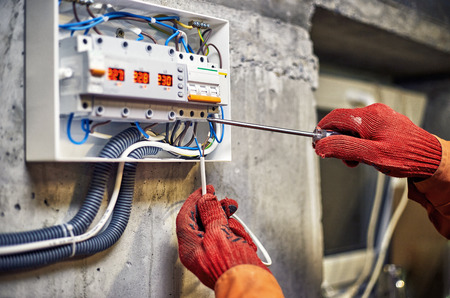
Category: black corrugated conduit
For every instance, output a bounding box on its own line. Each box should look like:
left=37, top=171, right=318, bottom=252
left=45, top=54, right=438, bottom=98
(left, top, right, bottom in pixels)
left=0, top=128, right=160, bottom=271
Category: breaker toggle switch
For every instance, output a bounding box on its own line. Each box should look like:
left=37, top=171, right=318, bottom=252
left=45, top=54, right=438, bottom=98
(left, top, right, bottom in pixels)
left=90, top=68, right=106, bottom=77
left=188, top=94, right=221, bottom=103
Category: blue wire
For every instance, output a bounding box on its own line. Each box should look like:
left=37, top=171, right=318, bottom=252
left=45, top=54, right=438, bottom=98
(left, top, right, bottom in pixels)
left=187, top=44, right=194, bottom=54
left=194, top=137, right=203, bottom=157
left=154, top=16, right=180, bottom=21
left=67, top=113, right=90, bottom=145
left=209, top=106, right=225, bottom=143
left=59, top=11, right=182, bottom=34
left=59, top=16, right=103, bottom=28
left=135, top=122, right=150, bottom=139
left=61, top=18, right=105, bottom=31
left=136, top=34, right=144, bottom=41
left=154, top=20, right=178, bottom=32
left=165, top=31, right=179, bottom=46
left=180, top=37, right=190, bottom=53
left=209, top=122, right=224, bottom=143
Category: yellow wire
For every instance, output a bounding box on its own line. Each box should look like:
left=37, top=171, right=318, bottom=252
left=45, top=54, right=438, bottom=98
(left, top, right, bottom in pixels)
left=175, top=20, right=193, bottom=29
left=198, top=28, right=205, bottom=42
left=197, top=28, right=209, bottom=55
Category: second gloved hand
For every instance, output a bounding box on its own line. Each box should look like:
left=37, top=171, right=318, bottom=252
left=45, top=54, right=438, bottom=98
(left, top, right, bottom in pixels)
left=176, top=185, right=270, bottom=289
left=314, top=103, right=442, bottom=178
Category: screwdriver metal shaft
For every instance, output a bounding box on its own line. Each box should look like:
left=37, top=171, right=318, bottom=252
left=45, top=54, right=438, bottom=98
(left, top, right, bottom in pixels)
left=207, top=118, right=340, bottom=144
left=207, top=118, right=316, bottom=137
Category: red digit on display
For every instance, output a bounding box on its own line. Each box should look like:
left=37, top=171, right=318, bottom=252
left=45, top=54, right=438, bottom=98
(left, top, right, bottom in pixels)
left=108, top=68, right=125, bottom=81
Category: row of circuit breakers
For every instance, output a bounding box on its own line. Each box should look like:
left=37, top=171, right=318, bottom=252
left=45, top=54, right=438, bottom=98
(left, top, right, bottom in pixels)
left=60, top=34, right=229, bottom=123
left=25, top=0, right=231, bottom=161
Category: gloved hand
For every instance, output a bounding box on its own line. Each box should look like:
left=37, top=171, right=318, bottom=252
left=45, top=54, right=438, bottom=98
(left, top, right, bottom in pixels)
left=314, top=103, right=442, bottom=178
left=176, top=185, right=270, bottom=289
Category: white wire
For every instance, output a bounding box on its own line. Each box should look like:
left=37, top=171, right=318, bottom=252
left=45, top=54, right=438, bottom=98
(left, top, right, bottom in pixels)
left=0, top=123, right=222, bottom=255
left=362, top=179, right=409, bottom=298
left=200, top=156, right=207, bottom=196
left=90, top=131, right=113, bottom=140
left=198, top=150, right=272, bottom=266
left=232, top=214, right=272, bottom=267
left=0, top=162, right=125, bottom=255
left=90, top=131, right=165, bottom=142
left=341, top=172, right=386, bottom=297
left=120, top=136, right=220, bottom=159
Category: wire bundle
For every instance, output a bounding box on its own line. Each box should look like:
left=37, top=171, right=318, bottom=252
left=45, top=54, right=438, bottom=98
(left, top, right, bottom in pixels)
left=75, top=106, right=225, bottom=159
left=0, top=127, right=163, bottom=271
left=61, top=1, right=223, bottom=59
left=60, top=9, right=193, bottom=52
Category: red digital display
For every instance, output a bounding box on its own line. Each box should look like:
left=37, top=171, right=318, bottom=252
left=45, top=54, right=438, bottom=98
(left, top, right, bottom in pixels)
left=158, top=74, right=173, bottom=86
left=108, top=68, right=125, bottom=81
left=134, top=71, right=149, bottom=84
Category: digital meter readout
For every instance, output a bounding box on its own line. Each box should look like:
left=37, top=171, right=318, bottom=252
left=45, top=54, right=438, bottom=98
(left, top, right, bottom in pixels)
left=134, top=71, right=150, bottom=84
left=158, top=74, right=173, bottom=86
left=108, top=68, right=125, bottom=81
left=108, top=69, right=172, bottom=87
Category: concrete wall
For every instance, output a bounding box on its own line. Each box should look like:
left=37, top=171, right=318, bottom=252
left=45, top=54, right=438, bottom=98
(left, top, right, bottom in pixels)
left=0, top=0, right=322, bottom=297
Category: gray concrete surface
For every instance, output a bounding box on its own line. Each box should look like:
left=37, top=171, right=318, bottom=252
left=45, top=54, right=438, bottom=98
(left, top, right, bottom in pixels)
left=315, top=0, right=450, bottom=54
left=2, top=0, right=450, bottom=297
left=0, top=0, right=322, bottom=297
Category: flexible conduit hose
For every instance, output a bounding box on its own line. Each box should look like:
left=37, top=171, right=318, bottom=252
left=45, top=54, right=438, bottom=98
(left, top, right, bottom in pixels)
left=0, top=146, right=160, bottom=271
left=0, top=144, right=160, bottom=271
left=0, top=127, right=141, bottom=246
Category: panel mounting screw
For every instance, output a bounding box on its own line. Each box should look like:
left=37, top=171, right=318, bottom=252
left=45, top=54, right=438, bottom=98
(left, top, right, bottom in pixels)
left=122, top=107, right=130, bottom=118
left=116, top=28, right=125, bottom=38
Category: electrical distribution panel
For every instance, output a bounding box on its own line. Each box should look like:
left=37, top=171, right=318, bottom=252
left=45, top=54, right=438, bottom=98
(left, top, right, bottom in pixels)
left=26, top=0, right=231, bottom=162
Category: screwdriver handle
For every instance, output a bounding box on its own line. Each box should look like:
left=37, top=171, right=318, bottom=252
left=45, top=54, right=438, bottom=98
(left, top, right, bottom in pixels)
left=312, top=128, right=341, bottom=145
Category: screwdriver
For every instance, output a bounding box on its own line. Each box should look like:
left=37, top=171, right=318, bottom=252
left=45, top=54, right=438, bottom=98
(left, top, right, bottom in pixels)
left=207, top=118, right=340, bottom=144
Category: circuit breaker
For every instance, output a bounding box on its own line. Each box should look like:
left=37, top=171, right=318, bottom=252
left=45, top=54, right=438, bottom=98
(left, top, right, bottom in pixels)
left=26, top=0, right=231, bottom=162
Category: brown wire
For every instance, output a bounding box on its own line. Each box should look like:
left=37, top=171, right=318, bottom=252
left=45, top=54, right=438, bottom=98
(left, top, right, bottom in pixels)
left=113, top=16, right=158, bottom=43
left=143, top=123, right=158, bottom=131
left=205, top=43, right=222, bottom=68
left=175, top=32, right=182, bottom=51
left=197, top=28, right=212, bottom=55
left=141, top=32, right=157, bottom=44
left=86, top=4, right=102, bottom=35
left=184, top=122, right=198, bottom=147
left=72, top=2, right=81, bottom=22
left=90, top=120, right=111, bottom=133
left=175, top=121, right=191, bottom=147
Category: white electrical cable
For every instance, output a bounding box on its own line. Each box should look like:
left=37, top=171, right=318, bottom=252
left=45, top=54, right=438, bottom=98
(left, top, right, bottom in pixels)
left=231, top=214, right=273, bottom=267
left=90, top=131, right=113, bottom=140
left=0, top=162, right=125, bottom=255
left=178, top=30, right=189, bottom=47
left=200, top=156, right=207, bottom=196
left=199, top=154, right=272, bottom=266
left=342, top=172, right=386, bottom=297
left=90, top=131, right=165, bottom=142
left=361, top=179, right=409, bottom=298
left=120, top=136, right=220, bottom=159
left=1, top=123, right=222, bottom=255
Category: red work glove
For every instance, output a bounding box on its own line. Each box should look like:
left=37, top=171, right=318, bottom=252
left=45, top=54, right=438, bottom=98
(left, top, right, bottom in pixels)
left=314, top=103, right=442, bottom=178
left=176, top=185, right=270, bottom=289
